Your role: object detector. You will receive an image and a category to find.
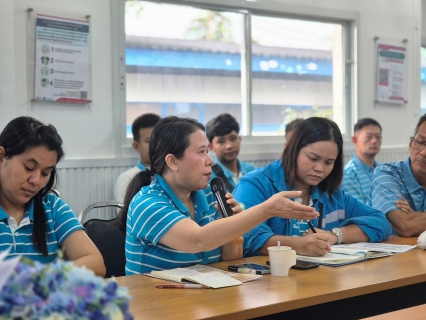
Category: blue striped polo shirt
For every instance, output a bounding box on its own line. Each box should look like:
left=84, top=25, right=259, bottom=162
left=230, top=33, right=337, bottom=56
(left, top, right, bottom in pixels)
left=342, top=155, right=378, bottom=203
left=370, top=157, right=426, bottom=217
left=125, top=175, right=222, bottom=275
left=0, top=193, right=83, bottom=263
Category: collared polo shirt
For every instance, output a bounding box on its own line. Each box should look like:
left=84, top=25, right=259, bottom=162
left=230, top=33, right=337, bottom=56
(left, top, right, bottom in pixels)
left=0, top=194, right=83, bottom=263
left=209, top=158, right=257, bottom=189
left=125, top=175, right=222, bottom=275
left=342, top=155, right=378, bottom=203
left=233, top=159, right=392, bottom=257
left=370, top=157, right=426, bottom=216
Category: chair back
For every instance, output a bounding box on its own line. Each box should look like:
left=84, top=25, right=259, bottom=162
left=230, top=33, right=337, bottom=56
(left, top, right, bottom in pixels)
left=79, top=200, right=123, bottom=224
left=83, top=218, right=126, bottom=278
left=80, top=201, right=126, bottom=278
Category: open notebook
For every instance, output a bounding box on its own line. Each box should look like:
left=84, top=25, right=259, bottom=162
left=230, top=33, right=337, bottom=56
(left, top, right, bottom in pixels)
left=145, top=264, right=262, bottom=289
left=296, top=247, right=394, bottom=267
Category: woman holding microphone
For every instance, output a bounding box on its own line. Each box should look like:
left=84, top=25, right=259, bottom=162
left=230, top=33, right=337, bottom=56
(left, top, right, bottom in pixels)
left=118, top=116, right=318, bottom=274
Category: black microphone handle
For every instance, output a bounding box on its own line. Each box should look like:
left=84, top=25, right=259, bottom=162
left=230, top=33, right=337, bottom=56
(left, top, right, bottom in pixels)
left=213, top=189, right=234, bottom=218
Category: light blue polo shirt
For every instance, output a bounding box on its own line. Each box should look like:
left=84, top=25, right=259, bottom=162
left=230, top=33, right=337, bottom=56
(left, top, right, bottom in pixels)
left=125, top=175, right=222, bottom=275
left=233, top=159, right=392, bottom=257
left=0, top=194, right=83, bottom=263
left=370, top=157, right=426, bottom=217
left=342, top=155, right=378, bottom=203
left=210, top=158, right=257, bottom=188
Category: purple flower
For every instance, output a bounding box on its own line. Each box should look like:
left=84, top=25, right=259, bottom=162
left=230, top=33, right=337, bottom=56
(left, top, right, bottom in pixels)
left=74, top=285, right=92, bottom=299
left=0, top=258, right=133, bottom=319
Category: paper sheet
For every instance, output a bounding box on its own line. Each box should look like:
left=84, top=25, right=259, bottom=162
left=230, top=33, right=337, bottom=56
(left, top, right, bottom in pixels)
left=0, top=248, right=20, bottom=291
left=332, top=242, right=416, bottom=253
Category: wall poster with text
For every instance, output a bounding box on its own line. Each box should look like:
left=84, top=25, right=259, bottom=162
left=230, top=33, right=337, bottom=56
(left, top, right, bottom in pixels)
left=34, top=14, right=90, bottom=103
left=376, top=42, right=406, bottom=104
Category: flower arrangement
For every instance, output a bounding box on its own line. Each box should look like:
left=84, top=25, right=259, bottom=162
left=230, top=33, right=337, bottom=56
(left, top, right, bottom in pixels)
left=0, top=257, right=133, bottom=320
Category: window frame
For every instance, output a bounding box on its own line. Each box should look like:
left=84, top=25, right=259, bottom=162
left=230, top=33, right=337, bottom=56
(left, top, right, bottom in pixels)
left=112, top=0, right=358, bottom=159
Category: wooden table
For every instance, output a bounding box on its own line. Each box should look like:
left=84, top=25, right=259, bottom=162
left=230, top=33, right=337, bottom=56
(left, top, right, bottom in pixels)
left=363, top=304, right=426, bottom=320
left=115, top=236, right=426, bottom=319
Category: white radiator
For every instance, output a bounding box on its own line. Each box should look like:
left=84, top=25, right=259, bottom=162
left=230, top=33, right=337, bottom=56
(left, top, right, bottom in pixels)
left=57, top=159, right=135, bottom=220
left=56, top=147, right=409, bottom=220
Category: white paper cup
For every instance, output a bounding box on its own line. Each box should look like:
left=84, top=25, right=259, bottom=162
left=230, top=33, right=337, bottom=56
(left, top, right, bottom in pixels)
left=267, top=246, right=296, bottom=276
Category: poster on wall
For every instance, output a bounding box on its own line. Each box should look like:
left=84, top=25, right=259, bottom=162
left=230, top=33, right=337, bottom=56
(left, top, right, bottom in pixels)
left=376, top=42, right=406, bottom=104
left=34, top=14, right=90, bottom=103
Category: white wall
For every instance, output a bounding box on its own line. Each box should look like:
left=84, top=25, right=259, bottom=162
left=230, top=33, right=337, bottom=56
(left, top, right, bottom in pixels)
left=0, top=0, right=16, bottom=128
left=0, top=0, right=421, bottom=157
left=0, top=0, right=421, bottom=212
left=7, top=0, right=115, bottom=160
left=422, top=0, right=426, bottom=45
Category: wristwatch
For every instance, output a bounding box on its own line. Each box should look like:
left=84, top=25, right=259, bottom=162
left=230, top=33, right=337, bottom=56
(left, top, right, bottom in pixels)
left=331, top=228, right=343, bottom=244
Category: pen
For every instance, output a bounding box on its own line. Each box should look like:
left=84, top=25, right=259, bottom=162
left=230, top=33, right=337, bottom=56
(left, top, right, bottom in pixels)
left=318, top=202, right=323, bottom=229
left=307, top=220, right=317, bottom=233
left=227, top=266, right=263, bottom=275
left=155, top=284, right=208, bottom=289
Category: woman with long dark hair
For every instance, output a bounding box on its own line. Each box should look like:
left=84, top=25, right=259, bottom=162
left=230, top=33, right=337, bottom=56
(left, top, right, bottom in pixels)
left=0, top=116, right=105, bottom=276
left=233, top=117, right=392, bottom=257
left=118, top=116, right=318, bottom=274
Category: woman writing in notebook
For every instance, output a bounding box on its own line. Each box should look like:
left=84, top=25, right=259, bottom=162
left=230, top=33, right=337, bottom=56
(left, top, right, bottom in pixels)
left=118, top=116, right=318, bottom=274
left=0, top=117, right=105, bottom=276
left=233, top=117, right=393, bottom=257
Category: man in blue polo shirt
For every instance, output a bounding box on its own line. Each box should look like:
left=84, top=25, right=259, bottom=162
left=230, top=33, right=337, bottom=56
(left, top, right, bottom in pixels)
left=370, top=114, right=426, bottom=237
left=342, top=118, right=382, bottom=203
left=114, top=113, right=161, bottom=202
left=206, top=113, right=256, bottom=192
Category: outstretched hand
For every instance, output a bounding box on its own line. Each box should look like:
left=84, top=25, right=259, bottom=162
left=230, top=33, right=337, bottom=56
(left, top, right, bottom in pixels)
left=264, top=191, right=318, bottom=220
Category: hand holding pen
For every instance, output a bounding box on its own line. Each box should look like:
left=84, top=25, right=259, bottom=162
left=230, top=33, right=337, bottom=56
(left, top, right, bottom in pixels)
left=299, top=202, right=331, bottom=256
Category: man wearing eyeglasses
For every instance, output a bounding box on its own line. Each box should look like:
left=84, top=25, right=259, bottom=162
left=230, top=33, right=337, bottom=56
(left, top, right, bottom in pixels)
left=342, top=118, right=382, bottom=203
left=370, top=114, right=426, bottom=237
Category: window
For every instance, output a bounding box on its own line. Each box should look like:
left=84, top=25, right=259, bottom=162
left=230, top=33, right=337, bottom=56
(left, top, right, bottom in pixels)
left=251, top=15, right=342, bottom=136
left=118, top=0, right=354, bottom=145
left=125, top=1, right=244, bottom=137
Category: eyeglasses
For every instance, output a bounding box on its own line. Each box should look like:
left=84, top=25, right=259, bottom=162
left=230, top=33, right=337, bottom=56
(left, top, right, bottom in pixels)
left=410, top=137, right=426, bottom=150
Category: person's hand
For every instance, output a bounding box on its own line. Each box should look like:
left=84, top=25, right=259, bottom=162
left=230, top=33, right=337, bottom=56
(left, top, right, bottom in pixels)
left=303, top=228, right=337, bottom=246
left=294, top=233, right=331, bottom=256
left=214, top=193, right=243, bottom=217
left=264, top=191, right=318, bottom=220
left=395, top=195, right=413, bottom=213
left=226, top=193, right=244, bottom=214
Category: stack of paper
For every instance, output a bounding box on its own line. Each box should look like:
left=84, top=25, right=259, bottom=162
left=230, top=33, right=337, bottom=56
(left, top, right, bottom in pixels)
left=296, top=242, right=416, bottom=267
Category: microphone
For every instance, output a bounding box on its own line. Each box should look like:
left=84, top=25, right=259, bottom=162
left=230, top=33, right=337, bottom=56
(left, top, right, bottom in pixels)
left=210, top=177, right=243, bottom=246
left=211, top=177, right=234, bottom=217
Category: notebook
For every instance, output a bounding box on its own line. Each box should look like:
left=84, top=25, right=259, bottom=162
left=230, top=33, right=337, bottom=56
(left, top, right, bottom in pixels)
left=332, top=242, right=417, bottom=253
left=145, top=264, right=262, bottom=289
left=296, top=247, right=394, bottom=267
